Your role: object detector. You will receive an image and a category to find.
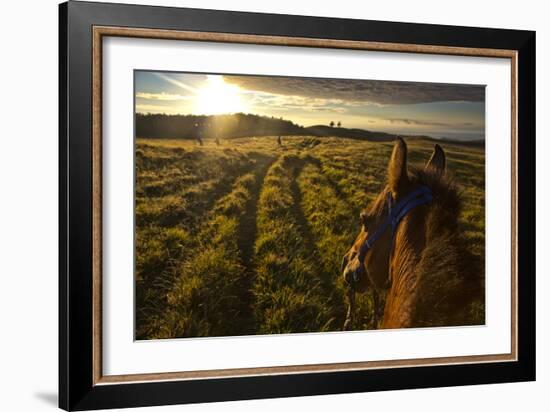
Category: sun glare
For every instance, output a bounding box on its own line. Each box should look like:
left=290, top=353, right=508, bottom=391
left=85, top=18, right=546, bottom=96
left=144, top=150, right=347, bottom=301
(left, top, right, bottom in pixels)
left=193, top=75, right=247, bottom=115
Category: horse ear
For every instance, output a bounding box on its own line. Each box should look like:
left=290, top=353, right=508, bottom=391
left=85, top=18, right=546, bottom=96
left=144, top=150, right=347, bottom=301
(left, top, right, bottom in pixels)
left=388, top=137, right=409, bottom=195
left=425, top=144, right=446, bottom=177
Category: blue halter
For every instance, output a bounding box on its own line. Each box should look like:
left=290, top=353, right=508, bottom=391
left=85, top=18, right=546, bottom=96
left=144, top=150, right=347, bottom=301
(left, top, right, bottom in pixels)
left=351, top=185, right=433, bottom=283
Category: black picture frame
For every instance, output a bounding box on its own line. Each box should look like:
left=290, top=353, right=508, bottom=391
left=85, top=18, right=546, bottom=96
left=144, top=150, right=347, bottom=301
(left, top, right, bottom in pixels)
left=59, top=1, right=536, bottom=410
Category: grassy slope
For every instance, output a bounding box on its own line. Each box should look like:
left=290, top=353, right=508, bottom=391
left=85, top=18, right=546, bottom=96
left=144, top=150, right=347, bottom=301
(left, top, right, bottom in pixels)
left=135, top=136, right=485, bottom=339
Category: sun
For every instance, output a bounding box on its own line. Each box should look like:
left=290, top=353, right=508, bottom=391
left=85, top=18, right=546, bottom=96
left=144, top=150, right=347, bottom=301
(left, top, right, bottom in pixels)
left=193, top=75, right=247, bottom=115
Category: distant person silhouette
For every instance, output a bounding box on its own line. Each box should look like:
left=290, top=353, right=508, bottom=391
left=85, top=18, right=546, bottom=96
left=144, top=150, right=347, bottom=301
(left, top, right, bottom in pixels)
left=194, top=122, right=204, bottom=146
left=215, top=138, right=221, bottom=146
left=277, top=136, right=282, bottom=147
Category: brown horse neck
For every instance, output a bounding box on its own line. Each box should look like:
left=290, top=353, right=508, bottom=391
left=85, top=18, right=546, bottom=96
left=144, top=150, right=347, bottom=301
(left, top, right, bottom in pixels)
left=382, top=207, right=430, bottom=328
left=381, top=170, right=469, bottom=329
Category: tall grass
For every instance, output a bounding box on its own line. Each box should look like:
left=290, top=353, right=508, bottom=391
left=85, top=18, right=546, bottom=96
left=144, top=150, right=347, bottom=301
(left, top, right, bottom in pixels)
left=297, top=161, right=378, bottom=330
left=310, top=141, right=392, bottom=216
left=135, top=136, right=486, bottom=338
left=252, top=155, right=334, bottom=333
left=145, top=173, right=259, bottom=339
left=135, top=142, right=263, bottom=338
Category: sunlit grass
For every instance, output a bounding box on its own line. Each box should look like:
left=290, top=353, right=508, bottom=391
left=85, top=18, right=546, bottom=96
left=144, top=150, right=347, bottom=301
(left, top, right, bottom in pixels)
left=135, top=136, right=485, bottom=339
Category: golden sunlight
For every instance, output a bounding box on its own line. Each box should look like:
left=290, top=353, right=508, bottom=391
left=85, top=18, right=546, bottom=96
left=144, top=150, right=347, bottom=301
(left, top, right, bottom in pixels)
left=193, top=75, right=247, bottom=115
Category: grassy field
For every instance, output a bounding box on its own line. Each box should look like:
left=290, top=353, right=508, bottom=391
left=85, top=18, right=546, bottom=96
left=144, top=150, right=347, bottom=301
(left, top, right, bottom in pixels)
left=135, top=136, right=485, bottom=339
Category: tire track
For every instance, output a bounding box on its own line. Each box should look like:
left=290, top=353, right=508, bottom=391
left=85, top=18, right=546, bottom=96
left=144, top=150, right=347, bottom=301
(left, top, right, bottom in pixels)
left=251, top=154, right=332, bottom=333
left=136, top=152, right=272, bottom=339
left=234, top=154, right=278, bottom=334
left=287, top=157, right=320, bottom=264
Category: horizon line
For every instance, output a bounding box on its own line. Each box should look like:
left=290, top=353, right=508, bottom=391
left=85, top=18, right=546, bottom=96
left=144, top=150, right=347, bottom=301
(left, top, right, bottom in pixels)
left=135, top=111, right=485, bottom=142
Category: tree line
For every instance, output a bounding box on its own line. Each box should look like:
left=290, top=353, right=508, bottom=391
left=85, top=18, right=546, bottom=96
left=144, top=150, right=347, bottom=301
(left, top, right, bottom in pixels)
left=136, top=113, right=307, bottom=140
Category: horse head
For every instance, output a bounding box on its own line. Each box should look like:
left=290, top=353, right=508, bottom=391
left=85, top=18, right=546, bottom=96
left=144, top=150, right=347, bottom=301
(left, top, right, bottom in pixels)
left=342, top=137, right=450, bottom=329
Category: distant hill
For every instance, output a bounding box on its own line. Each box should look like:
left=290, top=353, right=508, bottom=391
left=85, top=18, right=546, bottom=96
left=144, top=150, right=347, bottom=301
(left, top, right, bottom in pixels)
left=305, top=125, right=396, bottom=142
left=136, top=113, right=397, bottom=142
left=405, top=135, right=485, bottom=148
left=136, top=113, right=483, bottom=147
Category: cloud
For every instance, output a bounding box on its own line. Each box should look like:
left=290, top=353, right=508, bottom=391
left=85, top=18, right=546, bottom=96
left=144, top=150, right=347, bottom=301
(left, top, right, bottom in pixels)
left=387, top=118, right=448, bottom=127
left=136, top=104, right=187, bottom=114
left=155, top=73, right=198, bottom=93
left=136, top=92, right=192, bottom=101
left=385, top=118, right=481, bottom=128
left=225, top=76, right=485, bottom=105
left=307, top=106, right=347, bottom=113
left=245, top=91, right=349, bottom=113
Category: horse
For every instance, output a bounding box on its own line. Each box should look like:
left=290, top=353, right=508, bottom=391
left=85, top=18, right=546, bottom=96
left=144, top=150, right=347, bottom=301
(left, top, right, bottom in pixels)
left=341, top=138, right=483, bottom=330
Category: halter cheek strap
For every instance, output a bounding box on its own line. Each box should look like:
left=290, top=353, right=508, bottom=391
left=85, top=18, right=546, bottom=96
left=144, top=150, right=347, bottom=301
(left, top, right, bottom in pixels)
left=351, top=185, right=433, bottom=283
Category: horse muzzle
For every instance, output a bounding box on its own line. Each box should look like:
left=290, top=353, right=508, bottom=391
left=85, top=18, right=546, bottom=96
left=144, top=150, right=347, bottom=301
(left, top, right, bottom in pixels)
left=342, top=257, right=367, bottom=287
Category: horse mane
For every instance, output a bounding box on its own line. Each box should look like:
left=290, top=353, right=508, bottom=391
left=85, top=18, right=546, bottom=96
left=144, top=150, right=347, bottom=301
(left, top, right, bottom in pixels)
left=406, top=167, right=484, bottom=327
left=374, top=165, right=484, bottom=328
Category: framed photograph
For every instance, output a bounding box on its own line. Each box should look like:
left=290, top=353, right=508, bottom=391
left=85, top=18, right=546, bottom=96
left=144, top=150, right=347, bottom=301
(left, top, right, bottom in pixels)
left=59, top=1, right=535, bottom=410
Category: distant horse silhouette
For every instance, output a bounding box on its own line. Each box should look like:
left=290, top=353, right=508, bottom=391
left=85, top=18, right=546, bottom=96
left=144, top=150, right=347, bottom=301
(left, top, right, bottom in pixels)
left=342, top=138, right=483, bottom=329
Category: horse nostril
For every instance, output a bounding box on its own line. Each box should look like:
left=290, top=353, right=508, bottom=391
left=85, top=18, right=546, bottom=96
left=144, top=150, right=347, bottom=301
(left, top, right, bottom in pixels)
left=343, top=270, right=353, bottom=285
left=343, top=265, right=357, bottom=285
left=343, top=256, right=367, bottom=286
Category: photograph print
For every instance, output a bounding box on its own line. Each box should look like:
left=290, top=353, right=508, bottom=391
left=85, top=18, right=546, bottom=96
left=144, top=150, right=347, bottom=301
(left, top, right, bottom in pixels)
left=134, top=70, right=486, bottom=340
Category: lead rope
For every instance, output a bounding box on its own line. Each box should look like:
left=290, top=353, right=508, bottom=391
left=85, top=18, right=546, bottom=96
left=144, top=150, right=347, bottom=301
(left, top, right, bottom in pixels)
left=343, top=253, right=393, bottom=331
left=343, top=284, right=355, bottom=331
left=343, top=193, right=393, bottom=331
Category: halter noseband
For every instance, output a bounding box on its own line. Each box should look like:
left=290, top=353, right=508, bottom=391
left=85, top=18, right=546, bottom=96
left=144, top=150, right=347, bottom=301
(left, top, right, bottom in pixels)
left=351, top=185, right=433, bottom=283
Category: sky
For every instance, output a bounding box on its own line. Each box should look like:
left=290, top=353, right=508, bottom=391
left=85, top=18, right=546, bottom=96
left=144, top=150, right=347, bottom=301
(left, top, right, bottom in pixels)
left=135, top=71, right=486, bottom=141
